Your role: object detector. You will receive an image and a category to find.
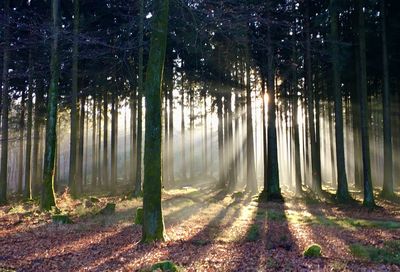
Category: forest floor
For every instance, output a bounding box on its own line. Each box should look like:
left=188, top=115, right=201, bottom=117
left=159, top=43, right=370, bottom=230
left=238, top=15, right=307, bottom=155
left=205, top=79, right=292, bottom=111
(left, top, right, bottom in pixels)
left=1, top=187, right=400, bottom=271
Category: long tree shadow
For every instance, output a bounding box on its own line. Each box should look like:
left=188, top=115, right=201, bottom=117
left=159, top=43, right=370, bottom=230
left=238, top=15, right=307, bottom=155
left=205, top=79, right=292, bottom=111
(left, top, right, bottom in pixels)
left=232, top=199, right=300, bottom=271
left=157, top=193, right=254, bottom=269
left=15, top=224, right=143, bottom=271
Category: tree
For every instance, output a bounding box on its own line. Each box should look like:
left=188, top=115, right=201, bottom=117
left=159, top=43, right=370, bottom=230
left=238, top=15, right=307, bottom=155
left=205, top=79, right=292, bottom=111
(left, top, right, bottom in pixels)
left=0, top=0, right=10, bottom=205
left=142, top=0, right=170, bottom=242
left=260, top=5, right=282, bottom=201
left=330, top=0, right=351, bottom=201
left=69, top=0, right=80, bottom=198
left=134, top=0, right=145, bottom=197
left=24, top=51, right=34, bottom=200
left=380, top=0, right=394, bottom=198
left=356, top=0, right=375, bottom=207
left=245, top=51, right=257, bottom=194
left=41, top=0, right=60, bottom=210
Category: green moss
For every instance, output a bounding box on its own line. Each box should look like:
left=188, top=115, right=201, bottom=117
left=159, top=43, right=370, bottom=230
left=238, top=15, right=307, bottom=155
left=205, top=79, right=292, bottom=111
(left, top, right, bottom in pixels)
left=246, top=224, right=260, bottom=242
left=149, top=260, right=182, bottom=272
left=303, top=244, right=322, bottom=258
left=350, top=241, right=400, bottom=264
left=135, top=207, right=143, bottom=225
left=52, top=214, right=73, bottom=224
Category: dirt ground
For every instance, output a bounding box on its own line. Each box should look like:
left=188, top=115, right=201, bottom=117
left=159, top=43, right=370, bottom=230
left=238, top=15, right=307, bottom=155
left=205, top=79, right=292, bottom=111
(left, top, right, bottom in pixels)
left=1, top=187, right=400, bottom=271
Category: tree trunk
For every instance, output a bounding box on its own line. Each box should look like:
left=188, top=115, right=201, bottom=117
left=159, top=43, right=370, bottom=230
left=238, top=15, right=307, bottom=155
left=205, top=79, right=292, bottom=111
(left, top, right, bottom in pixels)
left=92, top=95, right=97, bottom=187
left=357, top=0, right=375, bottom=207
left=0, top=0, right=10, bottom=205
left=134, top=0, right=144, bottom=196
left=217, top=95, right=225, bottom=188
left=245, top=57, right=257, bottom=193
left=18, top=82, right=26, bottom=195
left=168, top=80, right=174, bottom=184
left=111, top=91, right=117, bottom=194
left=135, top=90, right=143, bottom=196
left=41, top=0, right=60, bottom=210
left=305, top=0, right=322, bottom=194
left=180, top=80, right=186, bottom=180
left=142, top=0, right=169, bottom=242
left=380, top=0, right=393, bottom=198
left=103, top=92, right=109, bottom=187
left=24, top=52, right=34, bottom=199
left=76, top=96, right=85, bottom=194
left=331, top=0, right=351, bottom=201
left=261, top=12, right=282, bottom=200
left=69, top=0, right=79, bottom=197
left=97, top=97, right=102, bottom=186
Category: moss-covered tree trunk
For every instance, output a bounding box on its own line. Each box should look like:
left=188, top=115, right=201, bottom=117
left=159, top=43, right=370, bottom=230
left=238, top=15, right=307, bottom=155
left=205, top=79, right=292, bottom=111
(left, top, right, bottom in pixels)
left=331, top=0, right=351, bottom=201
left=380, top=0, right=393, bottom=198
left=41, top=0, right=60, bottom=210
left=357, top=0, right=375, bottom=207
left=142, top=0, right=169, bottom=242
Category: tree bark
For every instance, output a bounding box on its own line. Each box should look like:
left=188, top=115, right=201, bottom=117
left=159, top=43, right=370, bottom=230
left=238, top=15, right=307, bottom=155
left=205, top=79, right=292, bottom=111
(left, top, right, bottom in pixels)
left=331, top=0, right=351, bottom=201
left=380, top=0, right=393, bottom=198
left=305, top=0, right=322, bottom=194
left=69, top=0, right=79, bottom=197
left=24, top=51, right=34, bottom=199
left=41, top=0, right=60, bottom=210
left=0, top=0, right=10, bottom=205
left=142, top=0, right=169, bottom=242
left=357, top=0, right=375, bottom=207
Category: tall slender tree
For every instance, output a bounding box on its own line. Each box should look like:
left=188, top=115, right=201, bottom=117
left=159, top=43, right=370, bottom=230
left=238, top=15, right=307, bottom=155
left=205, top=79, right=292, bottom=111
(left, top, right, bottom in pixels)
left=69, top=0, right=80, bottom=197
left=357, top=0, right=375, bottom=207
left=41, top=0, right=60, bottom=210
left=380, top=0, right=394, bottom=198
left=24, top=52, right=34, bottom=199
left=330, top=0, right=351, bottom=201
left=0, top=0, right=10, bottom=205
left=134, top=0, right=145, bottom=197
left=142, top=0, right=170, bottom=242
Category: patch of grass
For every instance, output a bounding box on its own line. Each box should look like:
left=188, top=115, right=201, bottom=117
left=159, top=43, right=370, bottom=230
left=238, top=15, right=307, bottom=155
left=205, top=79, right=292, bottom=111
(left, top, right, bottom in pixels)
left=267, top=210, right=286, bottom=221
left=142, top=260, right=183, bottom=272
left=245, top=224, right=260, bottom=242
left=342, top=218, right=400, bottom=229
left=350, top=241, right=400, bottom=264
left=303, top=244, right=322, bottom=258
left=52, top=214, right=73, bottom=224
